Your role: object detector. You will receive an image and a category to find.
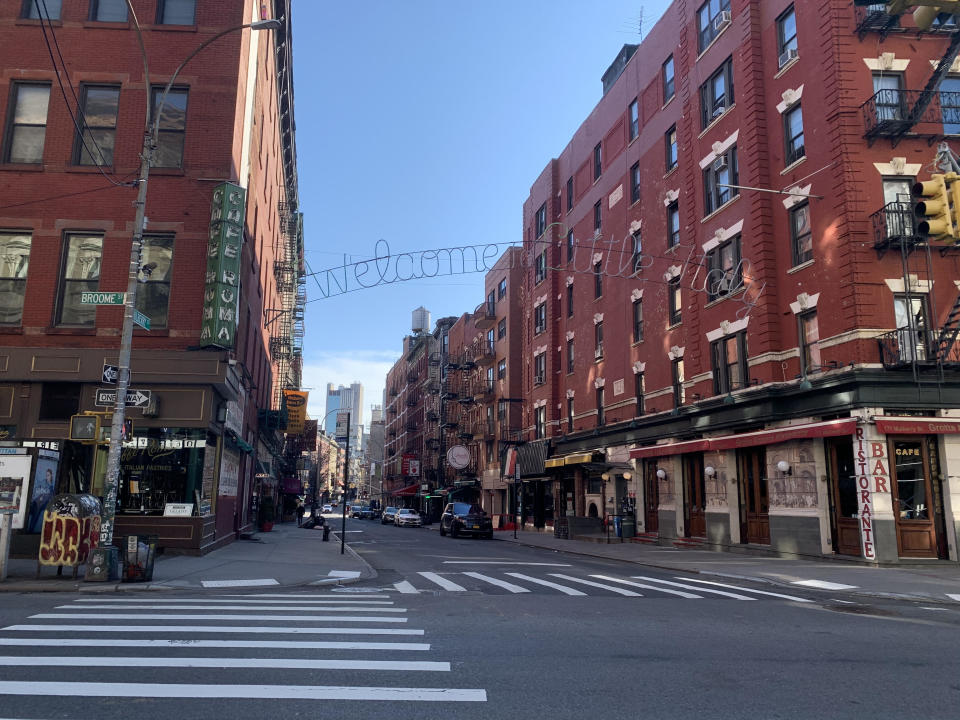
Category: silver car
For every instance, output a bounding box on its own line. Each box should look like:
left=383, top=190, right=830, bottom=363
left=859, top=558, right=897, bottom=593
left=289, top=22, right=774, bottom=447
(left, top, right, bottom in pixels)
left=394, top=508, right=422, bottom=527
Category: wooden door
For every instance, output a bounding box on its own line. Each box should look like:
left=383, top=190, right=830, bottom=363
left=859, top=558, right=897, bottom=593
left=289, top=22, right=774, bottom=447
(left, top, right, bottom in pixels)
left=738, top=447, right=769, bottom=545
left=826, top=438, right=861, bottom=556
left=643, top=463, right=659, bottom=534
left=683, top=454, right=706, bottom=538
left=889, top=437, right=938, bottom=558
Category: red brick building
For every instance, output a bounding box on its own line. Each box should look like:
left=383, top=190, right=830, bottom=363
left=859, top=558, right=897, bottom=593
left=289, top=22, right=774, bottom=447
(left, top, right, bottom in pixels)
left=0, top=0, right=303, bottom=554
left=517, top=1, right=960, bottom=563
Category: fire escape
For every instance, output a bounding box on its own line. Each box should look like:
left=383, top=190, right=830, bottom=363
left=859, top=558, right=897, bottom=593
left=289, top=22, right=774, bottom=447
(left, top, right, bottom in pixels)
left=266, top=203, right=306, bottom=411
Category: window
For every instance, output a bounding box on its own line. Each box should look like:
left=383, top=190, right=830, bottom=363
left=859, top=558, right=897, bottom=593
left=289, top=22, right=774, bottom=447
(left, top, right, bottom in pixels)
left=487, top=366, right=495, bottom=386
left=57, top=233, right=102, bottom=326
left=595, top=322, right=604, bottom=359
left=566, top=176, right=573, bottom=212
left=23, top=0, right=61, bottom=18
left=784, top=104, right=804, bottom=166
left=700, top=58, right=734, bottom=128
left=487, top=328, right=495, bottom=350
left=157, top=0, right=196, bottom=25
left=789, top=201, right=813, bottom=266
left=4, top=83, right=50, bottom=164
left=697, top=0, right=731, bottom=52
left=534, top=302, right=546, bottom=334
left=632, top=299, right=644, bottom=342
left=498, top=278, right=506, bottom=299
left=873, top=74, right=904, bottom=123
left=534, top=406, right=546, bottom=439
left=594, top=261, right=602, bottom=298
left=799, top=310, right=821, bottom=374
left=593, top=200, right=602, bottom=234
left=90, top=0, right=128, bottom=21
left=567, top=398, right=575, bottom=428
left=486, top=289, right=495, bottom=312
left=635, top=373, right=645, bottom=416
left=566, top=284, right=574, bottom=317
left=668, top=277, right=682, bottom=325
left=594, top=142, right=602, bottom=180
left=667, top=201, right=680, bottom=248
left=136, top=235, right=174, bottom=328
left=629, top=98, right=639, bottom=141
left=567, top=229, right=574, bottom=262
left=672, top=358, right=685, bottom=407
left=39, top=383, right=80, bottom=421
left=497, top=318, right=506, bottom=340
left=703, top=146, right=739, bottom=214
left=630, top=230, right=642, bottom=275
left=151, top=87, right=188, bottom=166
left=894, top=294, right=931, bottom=362
left=630, top=162, right=641, bottom=204
left=706, top=235, right=741, bottom=300
left=711, top=332, right=748, bottom=394
left=497, top=359, right=506, bottom=379
left=663, top=55, right=675, bottom=101
left=535, top=250, right=546, bottom=284
left=74, top=85, right=120, bottom=166
left=596, top=387, right=605, bottom=426
left=0, top=232, right=31, bottom=325
left=777, top=6, right=798, bottom=60
left=535, top=203, right=546, bottom=238
left=534, top=353, right=546, bottom=386
left=567, top=339, right=574, bottom=373
left=665, top=126, right=678, bottom=171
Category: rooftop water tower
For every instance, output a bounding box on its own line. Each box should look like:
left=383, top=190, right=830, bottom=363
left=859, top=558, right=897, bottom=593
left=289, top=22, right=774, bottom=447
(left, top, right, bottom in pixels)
left=412, top=306, right=431, bottom=334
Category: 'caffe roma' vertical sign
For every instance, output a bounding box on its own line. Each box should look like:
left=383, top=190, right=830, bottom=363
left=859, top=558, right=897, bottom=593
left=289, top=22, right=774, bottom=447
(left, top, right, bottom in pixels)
left=200, top=182, right=246, bottom=348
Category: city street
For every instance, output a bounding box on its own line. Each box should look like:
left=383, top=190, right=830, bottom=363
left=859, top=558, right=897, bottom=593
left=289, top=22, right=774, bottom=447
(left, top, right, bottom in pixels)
left=0, top=519, right=958, bottom=719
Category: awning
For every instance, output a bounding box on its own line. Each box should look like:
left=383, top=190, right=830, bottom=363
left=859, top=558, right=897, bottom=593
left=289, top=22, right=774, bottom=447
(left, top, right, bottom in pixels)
left=517, top=440, right=549, bottom=478
left=545, top=450, right=600, bottom=468
left=544, top=457, right=564, bottom=469
left=391, top=484, right=419, bottom=496
left=630, top=418, right=858, bottom=459
left=874, top=416, right=960, bottom=435
left=226, top=430, right=254, bottom=454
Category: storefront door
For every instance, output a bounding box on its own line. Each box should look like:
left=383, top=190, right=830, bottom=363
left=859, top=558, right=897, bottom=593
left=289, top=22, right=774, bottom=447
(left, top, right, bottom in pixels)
left=738, top=447, right=769, bottom=545
left=826, top=438, right=861, bottom=556
left=889, top=436, right=944, bottom=558
left=643, top=462, right=659, bottom=534
left=683, top=454, right=706, bottom=538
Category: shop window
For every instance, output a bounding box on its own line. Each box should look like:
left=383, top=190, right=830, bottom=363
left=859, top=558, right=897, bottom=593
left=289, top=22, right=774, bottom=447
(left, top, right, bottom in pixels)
left=0, top=232, right=31, bottom=325
left=39, top=382, right=80, bottom=420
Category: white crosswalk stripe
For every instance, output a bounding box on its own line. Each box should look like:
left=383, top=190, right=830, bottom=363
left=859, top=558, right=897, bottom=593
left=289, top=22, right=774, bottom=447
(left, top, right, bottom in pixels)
left=504, top=573, right=587, bottom=596
left=462, top=572, right=530, bottom=593
left=418, top=572, right=468, bottom=592
left=589, top=575, right=702, bottom=598
left=679, top=577, right=814, bottom=602
left=631, top=576, right=756, bottom=600
left=547, top=574, right=643, bottom=596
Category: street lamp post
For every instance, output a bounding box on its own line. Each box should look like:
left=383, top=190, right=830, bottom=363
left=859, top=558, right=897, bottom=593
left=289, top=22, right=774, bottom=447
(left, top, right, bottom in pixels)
left=96, top=6, right=280, bottom=561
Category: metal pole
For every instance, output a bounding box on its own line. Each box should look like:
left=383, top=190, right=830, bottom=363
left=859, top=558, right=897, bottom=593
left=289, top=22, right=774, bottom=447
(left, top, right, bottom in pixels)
left=340, top=412, right=349, bottom=555
left=0, top=514, right=12, bottom=582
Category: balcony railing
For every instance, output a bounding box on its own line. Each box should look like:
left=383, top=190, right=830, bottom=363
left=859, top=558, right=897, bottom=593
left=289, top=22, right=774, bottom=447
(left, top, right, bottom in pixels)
left=473, top=420, right=495, bottom=439
left=862, top=89, right=960, bottom=143
left=870, top=201, right=918, bottom=252
left=474, top=378, right=495, bottom=400
left=854, top=4, right=899, bottom=38
left=474, top=300, right=496, bottom=330
left=876, top=328, right=960, bottom=368
left=407, top=369, right=419, bottom=382
left=475, top=341, right=496, bottom=366
left=406, top=393, right=420, bottom=407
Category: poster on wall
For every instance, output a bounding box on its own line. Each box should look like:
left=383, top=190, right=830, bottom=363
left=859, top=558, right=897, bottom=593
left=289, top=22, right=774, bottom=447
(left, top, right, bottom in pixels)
left=218, top=447, right=240, bottom=497
left=26, top=455, right=59, bottom=534
left=0, top=454, right=32, bottom=529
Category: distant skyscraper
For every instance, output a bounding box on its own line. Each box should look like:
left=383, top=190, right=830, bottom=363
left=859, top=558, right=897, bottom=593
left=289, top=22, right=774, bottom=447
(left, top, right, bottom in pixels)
left=325, top=383, right=364, bottom=436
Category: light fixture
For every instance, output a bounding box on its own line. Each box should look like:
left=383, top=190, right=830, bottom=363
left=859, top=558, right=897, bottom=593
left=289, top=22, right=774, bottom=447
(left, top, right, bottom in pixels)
left=704, top=465, right=716, bottom=477
left=601, top=472, right=610, bottom=481
left=622, top=471, right=632, bottom=480
left=777, top=460, right=792, bottom=475
left=656, top=468, right=666, bottom=480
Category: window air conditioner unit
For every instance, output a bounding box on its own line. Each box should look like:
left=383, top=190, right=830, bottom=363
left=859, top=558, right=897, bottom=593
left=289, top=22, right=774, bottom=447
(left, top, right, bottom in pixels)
left=594, top=344, right=604, bottom=359
left=712, top=103, right=726, bottom=119
left=713, top=10, right=731, bottom=32
left=716, top=274, right=733, bottom=294
left=778, top=47, right=798, bottom=69
left=713, top=155, right=727, bottom=171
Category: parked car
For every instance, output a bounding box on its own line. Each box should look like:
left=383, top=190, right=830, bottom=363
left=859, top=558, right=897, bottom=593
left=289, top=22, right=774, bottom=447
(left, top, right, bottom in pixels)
left=381, top=507, right=398, bottom=524
left=352, top=505, right=372, bottom=519
left=394, top=508, right=422, bottom=527
left=440, top=502, right=493, bottom=538
left=359, top=506, right=376, bottom=520
left=321, top=504, right=333, bottom=514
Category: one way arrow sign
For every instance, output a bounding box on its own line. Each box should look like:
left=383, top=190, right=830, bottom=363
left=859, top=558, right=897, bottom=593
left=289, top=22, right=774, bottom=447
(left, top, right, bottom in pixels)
left=95, top=388, right=152, bottom=408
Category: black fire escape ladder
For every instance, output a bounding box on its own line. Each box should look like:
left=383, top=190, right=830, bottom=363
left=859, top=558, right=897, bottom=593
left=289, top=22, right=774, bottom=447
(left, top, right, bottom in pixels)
left=935, top=291, right=960, bottom=361
left=892, top=27, right=960, bottom=146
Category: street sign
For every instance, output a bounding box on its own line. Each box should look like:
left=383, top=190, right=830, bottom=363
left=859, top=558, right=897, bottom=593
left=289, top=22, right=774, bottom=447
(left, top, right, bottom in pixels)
left=80, top=291, right=125, bottom=305
left=102, top=364, right=119, bottom=385
left=95, top=388, right=152, bottom=408
left=133, top=309, right=151, bottom=330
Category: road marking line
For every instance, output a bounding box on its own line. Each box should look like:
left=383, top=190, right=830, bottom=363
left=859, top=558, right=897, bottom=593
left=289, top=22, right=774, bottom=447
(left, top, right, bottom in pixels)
left=442, top=561, right=571, bottom=566
left=4, top=625, right=423, bottom=636
left=547, top=574, right=641, bottom=596
left=57, top=605, right=406, bottom=613
left=790, top=580, right=858, bottom=590
left=72, top=598, right=395, bottom=605
left=418, top=572, right=467, bottom=592
left=200, top=579, right=279, bottom=588
left=589, top=575, right=701, bottom=598
left=678, top=578, right=813, bottom=602
left=504, top=573, right=586, bottom=596
left=226, top=593, right=391, bottom=599
left=920, top=607, right=948, bottom=611
left=0, top=656, right=449, bottom=672
left=394, top=581, right=420, bottom=594
left=0, top=638, right=430, bottom=650
left=947, top=594, right=960, bottom=602
left=30, top=614, right=407, bottom=623
left=328, top=571, right=362, bottom=578
left=0, top=682, right=487, bottom=702
left=631, top=576, right=755, bottom=600
left=462, top=572, right=530, bottom=593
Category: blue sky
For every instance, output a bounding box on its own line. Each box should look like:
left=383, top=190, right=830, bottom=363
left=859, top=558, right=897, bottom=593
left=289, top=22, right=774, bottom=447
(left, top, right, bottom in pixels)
left=293, top=0, right=669, bottom=426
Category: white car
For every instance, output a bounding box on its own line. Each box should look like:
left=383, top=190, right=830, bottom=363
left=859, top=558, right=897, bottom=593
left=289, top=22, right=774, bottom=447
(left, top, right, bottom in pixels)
left=321, top=504, right=333, bottom=513
left=394, top=508, right=422, bottom=527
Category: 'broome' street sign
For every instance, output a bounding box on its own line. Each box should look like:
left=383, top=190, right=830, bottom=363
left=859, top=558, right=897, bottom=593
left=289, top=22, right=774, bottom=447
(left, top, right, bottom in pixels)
left=81, top=291, right=125, bottom=305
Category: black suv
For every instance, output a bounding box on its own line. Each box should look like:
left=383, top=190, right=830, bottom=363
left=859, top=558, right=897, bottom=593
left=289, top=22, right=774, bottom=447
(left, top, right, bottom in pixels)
left=440, top=502, right=493, bottom=539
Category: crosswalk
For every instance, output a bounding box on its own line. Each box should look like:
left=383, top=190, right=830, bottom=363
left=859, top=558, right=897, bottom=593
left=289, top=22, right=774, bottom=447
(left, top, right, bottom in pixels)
left=0, top=594, right=487, bottom=706
left=388, top=571, right=815, bottom=601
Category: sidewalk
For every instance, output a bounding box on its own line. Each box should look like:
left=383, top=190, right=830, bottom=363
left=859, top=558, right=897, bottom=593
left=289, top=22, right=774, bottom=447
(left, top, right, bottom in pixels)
left=0, top=515, right=375, bottom=593
left=484, top=525, right=960, bottom=604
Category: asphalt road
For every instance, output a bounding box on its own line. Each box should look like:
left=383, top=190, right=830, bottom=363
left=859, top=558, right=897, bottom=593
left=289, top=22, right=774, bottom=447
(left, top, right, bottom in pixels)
left=0, top=517, right=958, bottom=719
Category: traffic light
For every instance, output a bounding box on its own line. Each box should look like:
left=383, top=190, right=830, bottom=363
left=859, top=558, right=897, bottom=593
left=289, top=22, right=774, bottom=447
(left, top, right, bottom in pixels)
left=121, top=418, right=133, bottom=442
left=69, top=414, right=100, bottom=443
left=914, top=173, right=957, bottom=239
